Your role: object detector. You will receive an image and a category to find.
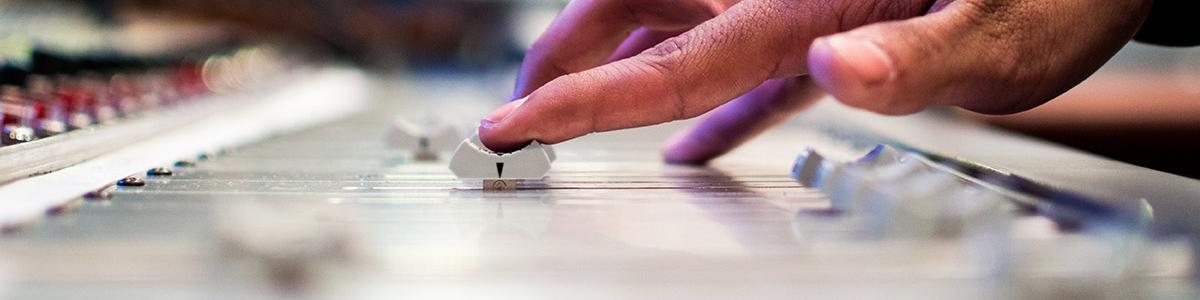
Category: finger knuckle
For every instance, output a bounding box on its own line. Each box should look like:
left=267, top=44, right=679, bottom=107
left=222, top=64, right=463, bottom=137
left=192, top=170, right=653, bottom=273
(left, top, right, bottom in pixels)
left=638, top=37, right=701, bottom=120
left=643, top=35, right=690, bottom=61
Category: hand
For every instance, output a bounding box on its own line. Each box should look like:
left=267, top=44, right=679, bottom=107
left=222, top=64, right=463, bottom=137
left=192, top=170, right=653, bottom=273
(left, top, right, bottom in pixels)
left=479, top=0, right=1152, bottom=164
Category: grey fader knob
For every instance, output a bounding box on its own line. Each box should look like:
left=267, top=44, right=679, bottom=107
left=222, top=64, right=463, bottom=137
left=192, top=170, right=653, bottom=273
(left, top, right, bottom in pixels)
left=448, top=134, right=554, bottom=190
left=386, top=116, right=462, bottom=161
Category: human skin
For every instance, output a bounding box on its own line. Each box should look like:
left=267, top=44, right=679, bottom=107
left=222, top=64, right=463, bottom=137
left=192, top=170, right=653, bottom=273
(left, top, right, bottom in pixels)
left=478, top=0, right=1154, bottom=164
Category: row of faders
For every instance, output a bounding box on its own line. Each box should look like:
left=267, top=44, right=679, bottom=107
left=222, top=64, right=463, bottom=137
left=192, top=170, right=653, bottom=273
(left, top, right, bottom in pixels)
left=0, top=45, right=269, bottom=146
left=788, top=145, right=1186, bottom=297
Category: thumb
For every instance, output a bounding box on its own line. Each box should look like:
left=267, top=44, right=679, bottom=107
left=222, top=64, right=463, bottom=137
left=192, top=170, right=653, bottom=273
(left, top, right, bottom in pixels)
left=808, top=0, right=1149, bottom=115
left=811, top=2, right=1046, bottom=114
left=807, top=3, right=1001, bottom=115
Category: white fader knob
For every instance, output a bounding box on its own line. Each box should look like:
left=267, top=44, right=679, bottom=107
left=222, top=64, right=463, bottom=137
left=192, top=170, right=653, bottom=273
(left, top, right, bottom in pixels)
left=386, top=116, right=463, bottom=161
left=448, top=134, right=555, bottom=190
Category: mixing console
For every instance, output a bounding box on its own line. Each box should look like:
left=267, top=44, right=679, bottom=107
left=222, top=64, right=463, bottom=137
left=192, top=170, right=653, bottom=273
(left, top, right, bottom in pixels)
left=1, top=43, right=299, bottom=183
left=1, top=70, right=1199, bottom=299
left=3, top=2, right=1200, bottom=299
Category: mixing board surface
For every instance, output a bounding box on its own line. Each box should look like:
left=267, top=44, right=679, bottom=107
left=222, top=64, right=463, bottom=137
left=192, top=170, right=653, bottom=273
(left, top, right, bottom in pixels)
left=4, top=2, right=1200, bottom=298
left=1, top=74, right=1198, bottom=299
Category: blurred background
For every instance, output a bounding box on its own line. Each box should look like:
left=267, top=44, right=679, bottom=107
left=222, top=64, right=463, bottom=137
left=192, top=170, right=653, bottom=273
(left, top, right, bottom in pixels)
left=1, top=0, right=567, bottom=68
left=3, top=0, right=1198, bottom=178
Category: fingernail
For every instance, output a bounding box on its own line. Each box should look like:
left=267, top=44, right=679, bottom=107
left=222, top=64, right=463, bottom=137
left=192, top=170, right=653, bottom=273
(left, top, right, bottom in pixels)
left=824, top=36, right=895, bottom=86
left=483, top=97, right=526, bottom=124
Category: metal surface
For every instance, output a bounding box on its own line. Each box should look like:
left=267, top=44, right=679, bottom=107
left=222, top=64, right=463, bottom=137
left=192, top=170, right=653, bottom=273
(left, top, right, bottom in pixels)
left=1, top=73, right=1198, bottom=299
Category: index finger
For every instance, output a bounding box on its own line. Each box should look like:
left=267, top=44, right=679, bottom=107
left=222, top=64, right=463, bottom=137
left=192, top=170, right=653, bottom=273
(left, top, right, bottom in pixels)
left=480, top=0, right=835, bottom=152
